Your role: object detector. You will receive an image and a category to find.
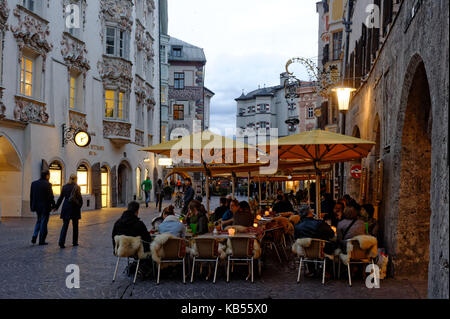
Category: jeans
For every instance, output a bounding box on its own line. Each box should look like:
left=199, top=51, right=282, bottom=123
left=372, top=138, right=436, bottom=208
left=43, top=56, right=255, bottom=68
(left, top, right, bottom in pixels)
left=144, top=190, right=150, bottom=206
left=59, top=218, right=79, bottom=246
left=33, top=212, right=50, bottom=244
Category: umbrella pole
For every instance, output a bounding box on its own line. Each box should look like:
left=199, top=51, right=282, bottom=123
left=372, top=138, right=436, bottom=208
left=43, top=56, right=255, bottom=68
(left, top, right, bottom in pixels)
left=247, top=172, right=250, bottom=203
left=232, top=176, right=235, bottom=200
left=315, top=172, right=321, bottom=219
left=206, top=175, right=210, bottom=213
left=258, top=177, right=262, bottom=210
left=307, top=175, right=311, bottom=206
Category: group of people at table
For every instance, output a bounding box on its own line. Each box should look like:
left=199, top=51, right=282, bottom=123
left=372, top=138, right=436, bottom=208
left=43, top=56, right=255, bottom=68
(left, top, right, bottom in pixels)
left=111, top=184, right=380, bottom=280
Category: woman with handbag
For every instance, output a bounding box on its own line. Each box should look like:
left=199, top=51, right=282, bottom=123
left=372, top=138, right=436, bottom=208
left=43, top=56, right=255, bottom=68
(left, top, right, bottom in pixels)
left=54, top=174, right=83, bottom=248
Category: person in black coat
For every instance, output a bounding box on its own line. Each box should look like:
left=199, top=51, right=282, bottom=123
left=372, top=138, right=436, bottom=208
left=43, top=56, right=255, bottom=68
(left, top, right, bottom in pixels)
left=294, top=207, right=335, bottom=241
left=112, top=201, right=153, bottom=252
left=272, top=195, right=294, bottom=213
left=30, top=170, right=55, bottom=245
left=54, top=174, right=83, bottom=248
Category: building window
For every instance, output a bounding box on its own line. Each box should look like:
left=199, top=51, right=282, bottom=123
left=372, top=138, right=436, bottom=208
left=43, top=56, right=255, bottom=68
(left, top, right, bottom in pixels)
left=258, top=104, right=270, bottom=113
left=101, top=166, right=109, bottom=208
left=173, top=104, right=184, bottom=121
left=22, top=0, right=40, bottom=13
left=308, top=107, right=314, bottom=119
left=161, top=87, right=166, bottom=104
left=77, top=164, right=89, bottom=195
left=0, top=32, right=3, bottom=84
left=49, top=162, right=63, bottom=195
left=161, top=125, right=166, bottom=143
left=104, top=89, right=128, bottom=120
left=332, top=31, right=343, bottom=60
left=160, top=45, right=166, bottom=63
left=172, top=47, right=182, bottom=57
left=136, top=167, right=141, bottom=198
left=136, top=103, right=144, bottom=130
left=174, top=72, right=184, bottom=89
left=20, top=56, right=33, bottom=97
left=105, top=26, right=129, bottom=59
left=136, top=50, right=144, bottom=76
left=247, top=105, right=255, bottom=113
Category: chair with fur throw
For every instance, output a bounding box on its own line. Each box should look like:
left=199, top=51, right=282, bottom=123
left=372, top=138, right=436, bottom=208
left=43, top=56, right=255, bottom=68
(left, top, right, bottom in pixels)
left=291, top=238, right=335, bottom=284
left=150, top=233, right=187, bottom=284
left=336, top=235, right=378, bottom=286
left=113, top=235, right=152, bottom=284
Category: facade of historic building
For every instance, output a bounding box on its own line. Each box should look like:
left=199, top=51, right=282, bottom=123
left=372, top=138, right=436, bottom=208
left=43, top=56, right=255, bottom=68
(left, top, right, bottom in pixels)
left=0, top=0, right=161, bottom=217
left=335, top=0, right=448, bottom=298
left=167, top=37, right=212, bottom=139
left=235, top=73, right=317, bottom=142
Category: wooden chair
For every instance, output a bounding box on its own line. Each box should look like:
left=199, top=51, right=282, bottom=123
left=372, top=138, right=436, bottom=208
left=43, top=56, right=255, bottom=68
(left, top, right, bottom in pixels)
left=190, top=238, right=220, bottom=283
left=155, top=238, right=187, bottom=285
left=227, top=237, right=256, bottom=283
left=295, top=238, right=333, bottom=285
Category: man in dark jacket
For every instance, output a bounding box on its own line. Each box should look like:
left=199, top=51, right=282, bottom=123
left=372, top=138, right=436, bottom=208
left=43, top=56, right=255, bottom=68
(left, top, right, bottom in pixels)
left=181, top=178, right=195, bottom=216
left=30, top=170, right=55, bottom=245
left=54, top=174, right=83, bottom=248
left=112, top=201, right=152, bottom=252
left=294, top=207, right=335, bottom=241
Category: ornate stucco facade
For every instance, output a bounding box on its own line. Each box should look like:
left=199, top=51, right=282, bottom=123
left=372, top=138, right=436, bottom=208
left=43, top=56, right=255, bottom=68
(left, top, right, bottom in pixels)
left=0, top=0, right=161, bottom=217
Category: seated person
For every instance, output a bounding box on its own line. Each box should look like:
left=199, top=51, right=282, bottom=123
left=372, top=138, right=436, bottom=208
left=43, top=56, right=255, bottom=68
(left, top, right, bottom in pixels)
left=158, top=206, right=185, bottom=238
left=272, top=194, right=294, bottom=213
left=221, top=199, right=239, bottom=228
left=185, top=200, right=209, bottom=235
left=213, top=197, right=228, bottom=222
left=361, top=204, right=379, bottom=238
left=337, top=205, right=367, bottom=246
left=294, top=207, right=335, bottom=241
left=233, top=201, right=253, bottom=227
left=324, top=201, right=344, bottom=227
left=112, top=201, right=152, bottom=253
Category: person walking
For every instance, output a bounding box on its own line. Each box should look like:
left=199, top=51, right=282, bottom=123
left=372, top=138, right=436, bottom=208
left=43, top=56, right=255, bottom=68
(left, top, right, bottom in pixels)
left=155, top=179, right=163, bottom=212
left=30, top=170, right=55, bottom=245
left=181, top=178, right=195, bottom=216
left=141, top=176, right=153, bottom=208
left=54, top=174, right=83, bottom=248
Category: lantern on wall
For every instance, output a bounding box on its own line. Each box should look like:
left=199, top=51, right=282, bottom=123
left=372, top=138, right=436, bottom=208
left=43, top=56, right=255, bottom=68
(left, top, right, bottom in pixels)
left=332, top=87, right=356, bottom=112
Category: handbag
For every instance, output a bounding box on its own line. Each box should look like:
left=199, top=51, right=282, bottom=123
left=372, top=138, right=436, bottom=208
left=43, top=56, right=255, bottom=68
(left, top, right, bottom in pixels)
left=69, top=184, right=82, bottom=208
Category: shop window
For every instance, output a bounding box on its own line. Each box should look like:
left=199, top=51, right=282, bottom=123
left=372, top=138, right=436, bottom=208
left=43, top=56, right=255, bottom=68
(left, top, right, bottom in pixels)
left=101, top=166, right=109, bottom=208
left=49, top=162, right=63, bottom=195
left=77, top=164, right=89, bottom=195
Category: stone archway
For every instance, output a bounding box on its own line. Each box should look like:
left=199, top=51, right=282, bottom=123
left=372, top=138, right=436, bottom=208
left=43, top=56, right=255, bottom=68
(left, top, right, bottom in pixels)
left=0, top=135, right=22, bottom=217
left=117, top=161, right=131, bottom=207
left=395, top=57, right=432, bottom=280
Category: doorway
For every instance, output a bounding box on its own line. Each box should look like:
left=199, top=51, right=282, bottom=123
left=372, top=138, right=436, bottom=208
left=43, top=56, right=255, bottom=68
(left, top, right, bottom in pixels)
left=0, top=135, right=22, bottom=217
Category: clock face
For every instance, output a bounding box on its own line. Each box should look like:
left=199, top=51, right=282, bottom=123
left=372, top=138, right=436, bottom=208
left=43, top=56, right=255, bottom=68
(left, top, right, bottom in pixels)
left=74, top=131, right=91, bottom=147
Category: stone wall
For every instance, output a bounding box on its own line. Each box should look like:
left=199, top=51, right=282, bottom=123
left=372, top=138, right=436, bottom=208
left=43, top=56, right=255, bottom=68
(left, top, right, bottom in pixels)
left=344, top=0, right=449, bottom=298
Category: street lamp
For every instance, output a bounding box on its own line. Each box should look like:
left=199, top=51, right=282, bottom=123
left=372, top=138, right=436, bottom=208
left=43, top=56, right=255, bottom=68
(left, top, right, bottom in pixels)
left=332, top=87, right=356, bottom=112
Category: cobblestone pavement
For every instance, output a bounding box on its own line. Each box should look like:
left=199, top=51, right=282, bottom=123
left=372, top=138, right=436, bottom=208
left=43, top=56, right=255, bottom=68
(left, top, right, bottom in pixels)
left=0, top=197, right=427, bottom=299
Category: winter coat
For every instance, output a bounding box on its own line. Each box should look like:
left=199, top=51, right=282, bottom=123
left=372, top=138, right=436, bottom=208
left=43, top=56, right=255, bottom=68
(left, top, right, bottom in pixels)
left=273, top=200, right=294, bottom=213
left=112, top=210, right=152, bottom=252
left=158, top=215, right=186, bottom=238
left=337, top=218, right=367, bottom=243
left=55, top=183, right=83, bottom=220
left=30, top=178, right=55, bottom=214
left=294, top=217, right=335, bottom=241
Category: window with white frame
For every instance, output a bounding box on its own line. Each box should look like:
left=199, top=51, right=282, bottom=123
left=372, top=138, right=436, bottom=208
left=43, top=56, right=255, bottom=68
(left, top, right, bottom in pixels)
left=136, top=49, right=144, bottom=76
left=105, top=26, right=130, bottom=59
left=69, top=70, right=83, bottom=110
left=20, top=55, right=34, bottom=97
left=136, top=0, right=144, bottom=21
left=174, top=72, right=184, bottom=89
left=247, top=105, right=255, bottom=113
left=145, top=59, right=152, bottom=81
left=67, top=1, right=82, bottom=38
left=22, top=0, right=42, bottom=15
left=258, top=104, right=270, bottom=113
left=307, top=107, right=314, bottom=119
left=104, top=89, right=128, bottom=120
left=136, top=102, right=144, bottom=130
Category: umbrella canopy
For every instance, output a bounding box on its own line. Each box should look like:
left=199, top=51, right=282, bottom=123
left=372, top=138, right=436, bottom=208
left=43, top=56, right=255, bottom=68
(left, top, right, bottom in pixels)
left=139, top=130, right=260, bottom=164
left=260, top=130, right=375, bottom=217
left=260, top=129, right=375, bottom=164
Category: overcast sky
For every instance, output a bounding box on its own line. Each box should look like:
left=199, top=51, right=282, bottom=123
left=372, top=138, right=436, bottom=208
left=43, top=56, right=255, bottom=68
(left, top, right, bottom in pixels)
left=168, top=0, right=319, bottom=137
